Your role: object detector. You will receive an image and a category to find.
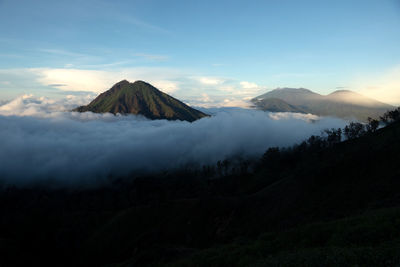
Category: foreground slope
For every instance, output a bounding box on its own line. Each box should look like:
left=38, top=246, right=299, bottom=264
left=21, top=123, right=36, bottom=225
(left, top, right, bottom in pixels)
left=74, top=80, right=208, bottom=122
left=252, top=88, right=393, bottom=121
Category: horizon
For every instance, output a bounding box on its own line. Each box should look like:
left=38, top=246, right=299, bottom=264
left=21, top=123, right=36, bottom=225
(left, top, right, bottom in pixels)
left=0, top=0, right=399, bottom=106
left=84, top=79, right=397, bottom=107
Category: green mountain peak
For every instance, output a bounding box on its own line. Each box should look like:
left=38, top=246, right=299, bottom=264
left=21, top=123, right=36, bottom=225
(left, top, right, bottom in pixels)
left=74, top=80, right=209, bottom=122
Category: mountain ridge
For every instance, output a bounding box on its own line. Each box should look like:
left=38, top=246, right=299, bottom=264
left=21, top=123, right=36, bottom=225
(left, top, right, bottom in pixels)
left=252, top=87, right=393, bottom=121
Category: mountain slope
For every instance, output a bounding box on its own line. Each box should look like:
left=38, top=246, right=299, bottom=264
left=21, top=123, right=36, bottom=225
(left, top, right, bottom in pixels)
left=251, top=97, right=308, bottom=113
left=252, top=88, right=393, bottom=121
left=255, top=88, right=321, bottom=107
left=74, top=80, right=208, bottom=122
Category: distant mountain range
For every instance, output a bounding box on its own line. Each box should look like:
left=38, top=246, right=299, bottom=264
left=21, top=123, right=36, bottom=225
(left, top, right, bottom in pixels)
left=74, top=80, right=208, bottom=122
left=252, top=88, right=393, bottom=121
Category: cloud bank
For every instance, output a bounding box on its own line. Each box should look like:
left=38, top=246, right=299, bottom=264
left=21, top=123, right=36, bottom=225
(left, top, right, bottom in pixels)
left=0, top=95, right=346, bottom=187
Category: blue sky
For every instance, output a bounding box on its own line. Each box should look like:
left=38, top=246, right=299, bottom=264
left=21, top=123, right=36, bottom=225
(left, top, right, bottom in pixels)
left=0, top=0, right=400, bottom=106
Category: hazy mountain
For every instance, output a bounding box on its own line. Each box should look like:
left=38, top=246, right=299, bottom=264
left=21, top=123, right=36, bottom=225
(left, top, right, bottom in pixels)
left=74, top=80, right=208, bottom=122
left=252, top=87, right=393, bottom=121
left=250, top=97, right=308, bottom=113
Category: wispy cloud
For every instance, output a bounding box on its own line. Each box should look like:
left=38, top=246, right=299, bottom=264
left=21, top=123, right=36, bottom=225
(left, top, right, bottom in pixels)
left=134, top=53, right=169, bottom=62
left=33, top=48, right=113, bottom=69
left=212, top=63, right=226, bottom=67
left=117, top=15, right=171, bottom=35
left=48, top=83, right=67, bottom=87
left=37, top=49, right=90, bottom=58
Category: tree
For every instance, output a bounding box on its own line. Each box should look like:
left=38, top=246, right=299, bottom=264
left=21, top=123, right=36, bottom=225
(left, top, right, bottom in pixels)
left=344, top=122, right=365, bottom=140
left=307, top=135, right=327, bottom=150
left=262, top=147, right=281, bottom=164
left=380, top=108, right=400, bottom=125
left=324, top=128, right=342, bottom=146
left=366, top=117, right=379, bottom=133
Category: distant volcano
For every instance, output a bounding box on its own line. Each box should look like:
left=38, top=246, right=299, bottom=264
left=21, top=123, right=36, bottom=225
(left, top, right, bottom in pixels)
left=74, top=80, right=208, bottom=122
left=252, top=88, right=393, bottom=121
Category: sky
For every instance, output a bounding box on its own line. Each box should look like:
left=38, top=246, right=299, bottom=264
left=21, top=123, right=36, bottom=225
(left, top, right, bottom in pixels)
left=0, top=0, right=400, bottom=106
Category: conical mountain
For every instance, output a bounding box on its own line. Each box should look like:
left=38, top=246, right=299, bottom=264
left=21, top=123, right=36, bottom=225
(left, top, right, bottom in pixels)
left=74, top=80, right=208, bottom=122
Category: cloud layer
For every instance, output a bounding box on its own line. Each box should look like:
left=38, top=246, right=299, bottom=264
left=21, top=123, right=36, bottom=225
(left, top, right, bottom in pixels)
left=0, top=95, right=346, bottom=187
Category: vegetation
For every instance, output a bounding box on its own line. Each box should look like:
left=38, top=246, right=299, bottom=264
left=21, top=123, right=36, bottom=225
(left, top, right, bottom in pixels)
left=1, top=107, right=400, bottom=266
left=74, top=80, right=208, bottom=122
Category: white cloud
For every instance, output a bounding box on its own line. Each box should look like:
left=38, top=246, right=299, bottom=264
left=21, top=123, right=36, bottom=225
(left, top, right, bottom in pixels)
left=221, top=98, right=252, bottom=108
left=30, top=67, right=182, bottom=94
left=152, top=80, right=179, bottom=94
left=31, top=68, right=113, bottom=93
left=195, top=76, right=225, bottom=85
left=0, top=95, right=347, bottom=186
left=240, top=81, right=259, bottom=89
left=200, top=93, right=211, bottom=102
left=268, top=112, right=319, bottom=121
left=0, top=94, right=95, bottom=117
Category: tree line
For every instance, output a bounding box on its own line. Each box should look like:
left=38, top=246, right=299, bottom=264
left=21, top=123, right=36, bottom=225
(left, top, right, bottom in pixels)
left=261, top=107, right=400, bottom=167
left=200, top=107, right=400, bottom=180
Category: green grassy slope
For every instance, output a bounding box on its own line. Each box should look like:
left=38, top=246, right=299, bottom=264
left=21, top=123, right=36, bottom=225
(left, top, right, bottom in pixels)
left=74, top=80, right=208, bottom=122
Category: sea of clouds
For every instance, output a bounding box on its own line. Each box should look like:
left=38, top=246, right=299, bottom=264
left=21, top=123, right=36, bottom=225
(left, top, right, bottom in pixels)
left=0, top=95, right=347, bottom=186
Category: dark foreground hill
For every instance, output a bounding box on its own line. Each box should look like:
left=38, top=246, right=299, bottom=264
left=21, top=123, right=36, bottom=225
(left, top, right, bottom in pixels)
left=252, top=88, right=393, bottom=121
left=74, top=80, right=208, bottom=122
left=2, top=111, right=400, bottom=266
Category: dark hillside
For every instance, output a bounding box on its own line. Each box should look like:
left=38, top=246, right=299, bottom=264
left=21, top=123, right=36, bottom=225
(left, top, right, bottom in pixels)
left=1, top=114, right=400, bottom=266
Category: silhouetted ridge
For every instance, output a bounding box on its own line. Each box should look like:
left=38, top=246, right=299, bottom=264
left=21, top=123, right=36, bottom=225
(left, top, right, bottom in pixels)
left=74, top=80, right=208, bottom=122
